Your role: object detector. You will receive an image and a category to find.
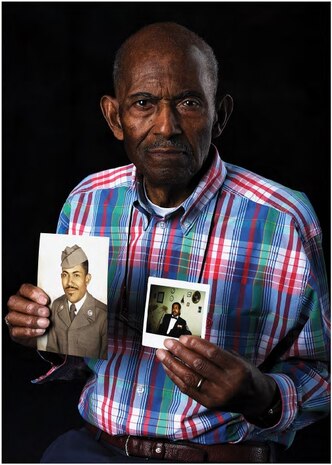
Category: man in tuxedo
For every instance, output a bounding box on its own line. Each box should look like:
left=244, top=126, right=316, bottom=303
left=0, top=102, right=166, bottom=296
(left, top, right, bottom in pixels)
left=158, top=302, right=192, bottom=337
left=46, top=244, right=108, bottom=359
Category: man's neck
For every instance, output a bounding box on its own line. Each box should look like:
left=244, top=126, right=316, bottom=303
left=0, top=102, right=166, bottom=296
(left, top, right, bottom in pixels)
left=142, top=149, right=214, bottom=207
left=144, top=182, right=192, bottom=208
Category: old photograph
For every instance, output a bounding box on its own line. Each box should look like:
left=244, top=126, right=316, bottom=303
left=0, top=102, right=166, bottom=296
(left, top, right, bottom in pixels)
left=143, top=277, right=210, bottom=349
left=37, top=233, right=109, bottom=359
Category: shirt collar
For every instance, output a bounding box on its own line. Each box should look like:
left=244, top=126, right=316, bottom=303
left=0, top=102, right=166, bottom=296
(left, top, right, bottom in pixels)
left=68, top=293, right=87, bottom=313
left=130, top=144, right=227, bottom=232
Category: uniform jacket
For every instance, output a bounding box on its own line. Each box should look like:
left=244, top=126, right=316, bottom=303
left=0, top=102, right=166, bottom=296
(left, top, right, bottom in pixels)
left=46, top=292, right=108, bottom=359
left=157, top=314, right=192, bottom=338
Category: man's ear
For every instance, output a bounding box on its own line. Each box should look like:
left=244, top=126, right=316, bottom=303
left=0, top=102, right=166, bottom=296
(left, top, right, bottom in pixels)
left=85, top=273, right=92, bottom=286
left=100, top=95, right=124, bottom=141
left=212, top=94, right=234, bottom=139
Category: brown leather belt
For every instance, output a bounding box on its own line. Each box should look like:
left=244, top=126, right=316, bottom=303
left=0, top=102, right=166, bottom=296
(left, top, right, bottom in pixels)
left=85, top=423, right=273, bottom=462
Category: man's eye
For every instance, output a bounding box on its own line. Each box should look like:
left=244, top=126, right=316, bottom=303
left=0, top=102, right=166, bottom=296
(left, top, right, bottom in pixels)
left=134, top=99, right=152, bottom=108
left=182, top=99, right=200, bottom=108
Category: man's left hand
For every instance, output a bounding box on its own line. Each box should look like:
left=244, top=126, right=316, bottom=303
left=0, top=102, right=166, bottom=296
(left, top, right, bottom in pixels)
left=156, top=336, right=278, bottom=419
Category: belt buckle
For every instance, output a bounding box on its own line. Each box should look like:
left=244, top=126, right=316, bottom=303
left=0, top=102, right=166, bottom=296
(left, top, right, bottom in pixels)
left=151, top=441, right=166, bottom=459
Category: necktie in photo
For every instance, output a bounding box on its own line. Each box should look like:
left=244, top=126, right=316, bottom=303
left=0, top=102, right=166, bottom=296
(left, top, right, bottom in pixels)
left=69, top=304, right=76, bottom=322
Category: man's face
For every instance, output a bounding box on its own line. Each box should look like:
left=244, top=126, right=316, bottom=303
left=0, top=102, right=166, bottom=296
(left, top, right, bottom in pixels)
left=112, top=45, right=217, bottom=191
left=172, top=304, right=181, bottom=317
left=61, top=264, right=91, bottom=303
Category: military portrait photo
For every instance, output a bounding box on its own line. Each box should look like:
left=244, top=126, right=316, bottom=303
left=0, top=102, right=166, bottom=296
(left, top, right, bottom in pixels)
left=37, top=234, right=109, bottom=359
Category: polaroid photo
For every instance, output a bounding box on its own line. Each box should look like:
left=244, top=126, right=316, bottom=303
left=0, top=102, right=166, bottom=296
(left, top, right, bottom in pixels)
left=142, top=277, right=210, bottom=349
left=37, top=233, right=109, bottom=359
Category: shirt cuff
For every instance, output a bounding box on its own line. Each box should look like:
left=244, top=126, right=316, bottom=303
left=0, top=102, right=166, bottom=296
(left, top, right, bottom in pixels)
left=31, top=352, right=90, bottom=384
left=249, top=373, right=299, bottom=434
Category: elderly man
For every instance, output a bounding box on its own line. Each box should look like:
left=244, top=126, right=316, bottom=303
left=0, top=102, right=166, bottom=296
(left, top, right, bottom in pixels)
left=46, top=245, right=108, bottom=359
left=6, top=22, right=329, bottom=463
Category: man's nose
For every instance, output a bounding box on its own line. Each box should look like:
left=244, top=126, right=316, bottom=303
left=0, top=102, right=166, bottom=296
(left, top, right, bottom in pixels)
left=65, top=276, right=74, bottom=287
left=153, top=102, right=182, bottom=138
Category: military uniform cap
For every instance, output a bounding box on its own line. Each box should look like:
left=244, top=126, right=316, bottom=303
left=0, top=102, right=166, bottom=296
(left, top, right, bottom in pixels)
left=61, top=244, right=88, bottom=269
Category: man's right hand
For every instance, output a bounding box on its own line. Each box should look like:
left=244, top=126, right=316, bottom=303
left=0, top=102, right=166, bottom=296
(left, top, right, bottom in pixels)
left=6, top=284, right=50, bottom=347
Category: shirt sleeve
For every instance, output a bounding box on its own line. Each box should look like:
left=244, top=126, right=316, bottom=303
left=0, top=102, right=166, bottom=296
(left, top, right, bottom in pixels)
left=56, top=200, right=71, bottom=234
left=245, top=231, right=330, bottom=445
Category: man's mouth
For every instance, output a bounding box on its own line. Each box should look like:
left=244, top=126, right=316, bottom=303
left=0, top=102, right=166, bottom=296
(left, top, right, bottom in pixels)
left=147, top=148, right=185, bottom=155
left=144, top=139, right=192, bottom=157
left=66, top=287, right=78, bottom=293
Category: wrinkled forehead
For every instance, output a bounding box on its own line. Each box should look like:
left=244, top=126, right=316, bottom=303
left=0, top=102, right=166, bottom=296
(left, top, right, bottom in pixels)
left=129, top=41, right=206, bottom=71
left=61, top=264, right=85, bottom=274
left=118, top=44, right=214, bottom=97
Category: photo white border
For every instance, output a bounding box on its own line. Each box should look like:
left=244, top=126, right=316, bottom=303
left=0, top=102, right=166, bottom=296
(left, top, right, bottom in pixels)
left=142, top=276, right=210, bottom=349
left=37, top=233, right=110, bottom=352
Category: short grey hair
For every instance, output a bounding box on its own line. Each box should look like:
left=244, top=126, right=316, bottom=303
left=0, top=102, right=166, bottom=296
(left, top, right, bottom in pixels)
left=113, top=22, right=219, bottom=98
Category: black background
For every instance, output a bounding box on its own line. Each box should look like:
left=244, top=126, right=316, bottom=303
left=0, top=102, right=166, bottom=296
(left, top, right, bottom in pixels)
left=3, top=2, right=330, bottom=463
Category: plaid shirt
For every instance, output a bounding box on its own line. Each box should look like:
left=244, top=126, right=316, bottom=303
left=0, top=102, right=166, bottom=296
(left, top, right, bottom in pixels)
left=56, top=146, right=329, bottom=447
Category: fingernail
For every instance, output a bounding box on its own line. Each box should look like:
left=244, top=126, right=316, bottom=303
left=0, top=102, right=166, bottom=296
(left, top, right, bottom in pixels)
left=38, top=307, right=49, bottom=317
left=164, top=339, right=175, bottom=349
left=180, top=335, right=189, bottom=344
left=38, top=295, right=48, bottom=305
left=37, top=318, right=49, bottom=328
left=35, top=329, right=46, bottom=335
left=156, top=349, right=166, bottom=361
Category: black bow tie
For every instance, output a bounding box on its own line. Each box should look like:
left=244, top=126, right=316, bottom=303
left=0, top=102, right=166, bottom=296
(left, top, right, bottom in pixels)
left=171, top=316, right=178, bottom=319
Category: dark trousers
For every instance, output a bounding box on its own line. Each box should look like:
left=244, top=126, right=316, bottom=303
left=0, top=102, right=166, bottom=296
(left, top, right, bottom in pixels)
left=41, top=427, right=165, bottom=463
left=41, top=427, right=279, bottom=463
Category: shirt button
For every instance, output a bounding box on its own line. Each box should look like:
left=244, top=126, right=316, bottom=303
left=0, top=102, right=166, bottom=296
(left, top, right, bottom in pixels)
left=158, top=221, right=165, bottom=229
left=155, top=447, right=162, bottom=454
left=136, top=385, right=144, bottom=395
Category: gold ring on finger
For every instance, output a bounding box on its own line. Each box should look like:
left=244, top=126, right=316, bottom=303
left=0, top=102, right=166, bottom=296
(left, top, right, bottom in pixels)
left=196, top=377, right=205, bottom=391
left=4, top=315, right=11, bottom=328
